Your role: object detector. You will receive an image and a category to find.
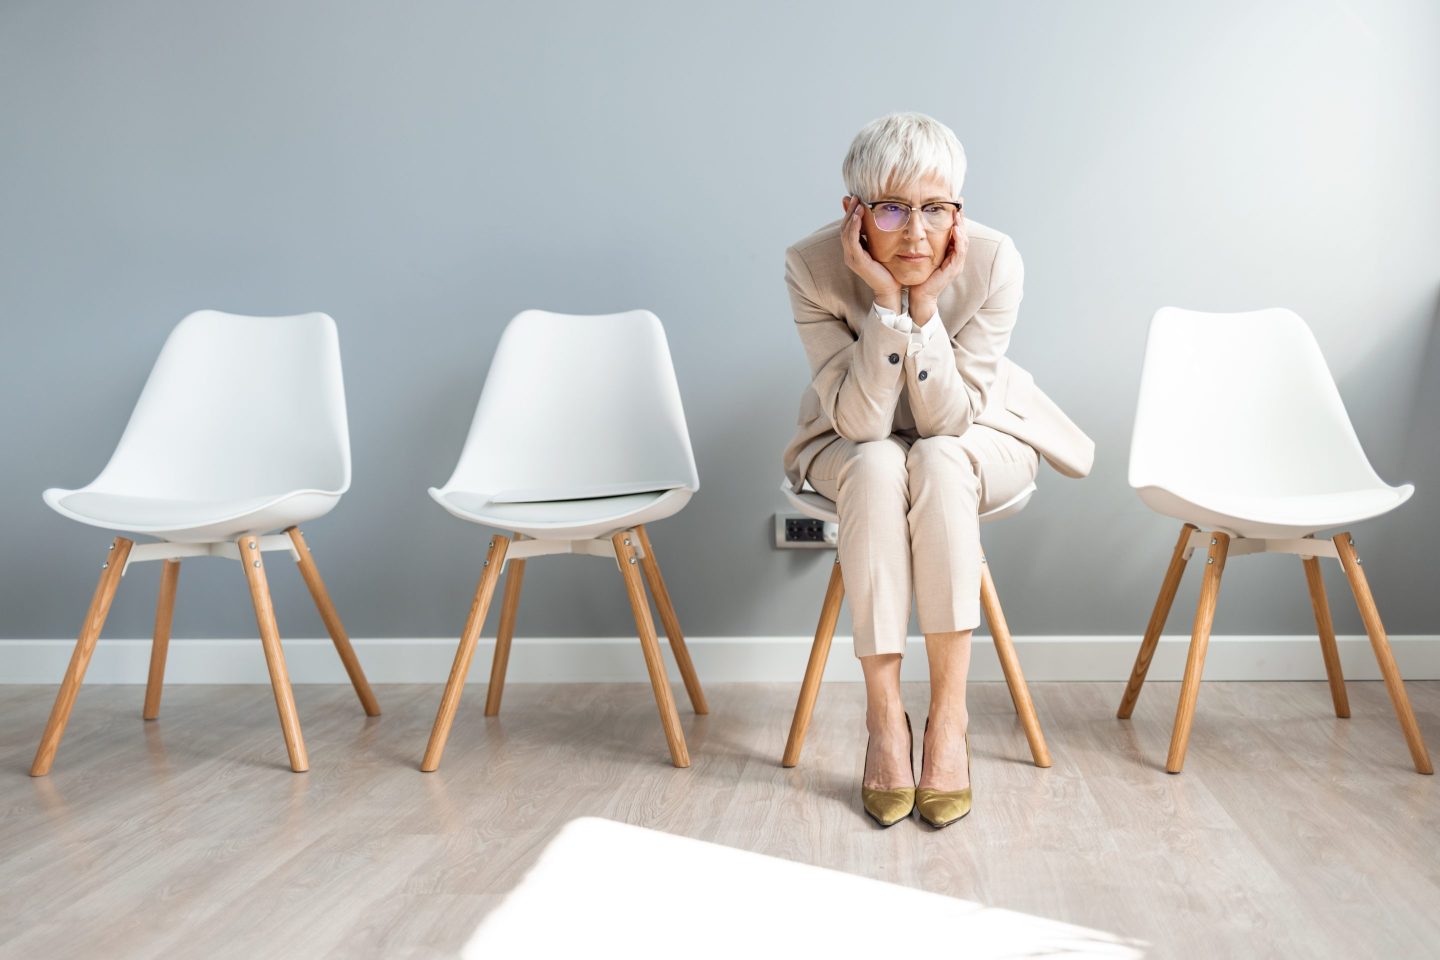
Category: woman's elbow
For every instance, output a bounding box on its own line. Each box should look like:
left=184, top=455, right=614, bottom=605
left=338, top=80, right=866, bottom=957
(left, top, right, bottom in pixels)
left=914, top=408, right=976, bottom=440
left=915, top=420, right=972, bottom=440
left=832, top=409, right=890, bottom=443
left=913, top=392, right=980, bottom=439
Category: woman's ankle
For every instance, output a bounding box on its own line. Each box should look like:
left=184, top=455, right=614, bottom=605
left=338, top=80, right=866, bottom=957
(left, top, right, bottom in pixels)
left=919, top=709, right=970, bottom=789
left=925, top=703, right=969, bottom=732
left=865, top=702, right=907, bottom=735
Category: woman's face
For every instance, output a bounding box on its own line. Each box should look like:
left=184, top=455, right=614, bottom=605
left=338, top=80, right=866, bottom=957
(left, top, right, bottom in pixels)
left=843, top=171, right=959, bottom=288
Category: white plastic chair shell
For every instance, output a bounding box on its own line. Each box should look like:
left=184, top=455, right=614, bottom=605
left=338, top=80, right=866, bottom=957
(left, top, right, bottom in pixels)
left=430, top=308, right=699, bottom=540
left=1128, top=306, right=1412, bottom=538
left=44, top=310, right=351, bottom=544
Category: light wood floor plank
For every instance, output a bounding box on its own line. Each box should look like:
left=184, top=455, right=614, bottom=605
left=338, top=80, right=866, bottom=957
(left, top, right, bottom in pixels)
left=0, top=681, right=1435, bottom=959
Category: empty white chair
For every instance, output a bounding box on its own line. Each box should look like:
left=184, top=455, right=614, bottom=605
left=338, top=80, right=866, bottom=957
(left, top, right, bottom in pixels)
left=421, top=308, right=705, bottom=771
left=1118, top=306, right=1431, bottom=774
left=32, top=310, right=379, bottom=777
left=778, top=475, right=1052, bottom=769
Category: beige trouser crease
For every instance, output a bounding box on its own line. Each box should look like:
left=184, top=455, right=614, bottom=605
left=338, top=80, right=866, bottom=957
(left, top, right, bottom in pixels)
left=805, top=424, right=1040, bottom=658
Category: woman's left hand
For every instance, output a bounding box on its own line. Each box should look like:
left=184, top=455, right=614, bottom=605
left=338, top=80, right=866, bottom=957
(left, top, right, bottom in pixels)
left=909, top=211, right=969, bottom=309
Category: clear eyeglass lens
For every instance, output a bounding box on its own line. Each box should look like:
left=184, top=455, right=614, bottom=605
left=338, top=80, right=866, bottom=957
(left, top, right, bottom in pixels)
left=920, top=204, right=956, bottom=230
left=870, top=202, right=956, bottom=232
left=872, top=203, right=909, bottom=231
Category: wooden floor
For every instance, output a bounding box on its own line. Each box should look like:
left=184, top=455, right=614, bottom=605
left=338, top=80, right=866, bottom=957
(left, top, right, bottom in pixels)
left=1, top=679, right=1436, bottom=959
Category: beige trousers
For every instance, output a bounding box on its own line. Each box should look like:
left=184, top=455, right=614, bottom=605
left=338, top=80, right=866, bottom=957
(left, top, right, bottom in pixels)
left=805, top=424, right=1040, bottom=658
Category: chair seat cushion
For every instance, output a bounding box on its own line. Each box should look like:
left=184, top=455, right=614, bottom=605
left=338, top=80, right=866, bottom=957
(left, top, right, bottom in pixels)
left=1137, top=483, right=1414, bottom=538
left=43, top=488, right=342, bottom=542
left=430, top=487, right=692, bottom=539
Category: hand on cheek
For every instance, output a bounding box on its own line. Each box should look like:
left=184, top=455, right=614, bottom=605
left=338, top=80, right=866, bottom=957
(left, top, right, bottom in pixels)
left=911, top=221, right=968, bottom=305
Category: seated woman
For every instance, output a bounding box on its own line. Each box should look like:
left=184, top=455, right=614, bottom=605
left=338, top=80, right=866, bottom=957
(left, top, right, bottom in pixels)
left=781, top=112, right=1094, bottom=828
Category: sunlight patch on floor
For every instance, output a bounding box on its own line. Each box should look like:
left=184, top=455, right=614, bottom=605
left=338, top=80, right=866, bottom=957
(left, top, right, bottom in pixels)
left=467, top=816, right=1147, bottom=957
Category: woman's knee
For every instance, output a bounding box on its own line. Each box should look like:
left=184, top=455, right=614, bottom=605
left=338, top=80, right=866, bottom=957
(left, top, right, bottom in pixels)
left=837, top=438, right=909, bottom=497
left=906, top=435, right=979, bottom=490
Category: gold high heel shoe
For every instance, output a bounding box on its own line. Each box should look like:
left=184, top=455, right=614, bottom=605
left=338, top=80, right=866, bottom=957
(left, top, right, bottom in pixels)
left=861, top=711, right=915, bottom=827
left=916, top=719, right=971, bottom=828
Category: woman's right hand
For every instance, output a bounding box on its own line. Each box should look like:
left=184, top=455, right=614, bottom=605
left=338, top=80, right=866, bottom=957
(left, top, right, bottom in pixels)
left=841, top=198, right=903, bottom=308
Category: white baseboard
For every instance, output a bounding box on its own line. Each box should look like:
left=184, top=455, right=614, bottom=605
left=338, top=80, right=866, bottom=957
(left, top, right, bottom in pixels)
left=1, top=635, right=1437, bottom=684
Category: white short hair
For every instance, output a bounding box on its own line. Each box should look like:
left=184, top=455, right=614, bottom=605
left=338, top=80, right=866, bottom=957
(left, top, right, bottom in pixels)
left=841, top=112, right=967, bottom=201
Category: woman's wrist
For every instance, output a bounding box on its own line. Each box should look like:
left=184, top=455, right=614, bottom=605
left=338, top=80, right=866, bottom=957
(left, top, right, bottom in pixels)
left=874, top=290, right=903, bottom=314
left=909, top=294, right=939, bottom=325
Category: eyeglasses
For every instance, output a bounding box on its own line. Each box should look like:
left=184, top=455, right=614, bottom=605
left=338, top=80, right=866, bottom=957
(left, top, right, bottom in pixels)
left=856, top=197, right=963, bottom=232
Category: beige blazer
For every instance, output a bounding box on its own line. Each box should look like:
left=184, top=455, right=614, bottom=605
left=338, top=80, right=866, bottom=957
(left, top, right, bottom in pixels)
left=782, top=216, right=1096, bottom=491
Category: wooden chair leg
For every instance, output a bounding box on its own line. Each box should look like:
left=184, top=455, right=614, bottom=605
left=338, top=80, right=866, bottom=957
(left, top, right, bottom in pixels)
left=143, top=559, right=181, bottom=720
left=1118, top=522, right=1198, bottom=718
left=634, top=524, right=708, bottom=715
left=1334, top=533, right=1433, bottom=774
left=613, top=531, right=689, bottom=768
left=421, top=534, right=510, bottom=772
left=1301, top=554, right=1350, bottom=718
left=239, top=536, right=308, bottom=773
left=286, top=527, right=380, bottom=717
left=31, top=537, right=134, bottom=776
left=484, top=545, right=526, bottom=717
left=1165, top=531, right=1230, bottom=773
left=782, top=558, right=846, bottom=767
left=980, top=551, right=1052, bottom=768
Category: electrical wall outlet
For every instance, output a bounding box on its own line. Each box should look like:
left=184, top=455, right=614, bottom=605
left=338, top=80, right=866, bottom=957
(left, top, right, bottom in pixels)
left=774, top=512, right=838, bottom=548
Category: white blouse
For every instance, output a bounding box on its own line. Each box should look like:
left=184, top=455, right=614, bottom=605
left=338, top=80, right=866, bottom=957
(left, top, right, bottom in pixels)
left=873, top=290, right=944, bottom=357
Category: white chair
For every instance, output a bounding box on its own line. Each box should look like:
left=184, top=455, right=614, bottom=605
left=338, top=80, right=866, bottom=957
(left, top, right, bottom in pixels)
left=779, top=475, right=1052, bottom=769
left=31, top=310, right=379, bottom=777
left=420, top=308, right=705, bottom=771
left=1118, top=306, right=1431, bottom=774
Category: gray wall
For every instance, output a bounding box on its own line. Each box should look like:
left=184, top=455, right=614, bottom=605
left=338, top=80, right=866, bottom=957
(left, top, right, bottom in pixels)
left=1, top=0, right=1436, bottom=643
